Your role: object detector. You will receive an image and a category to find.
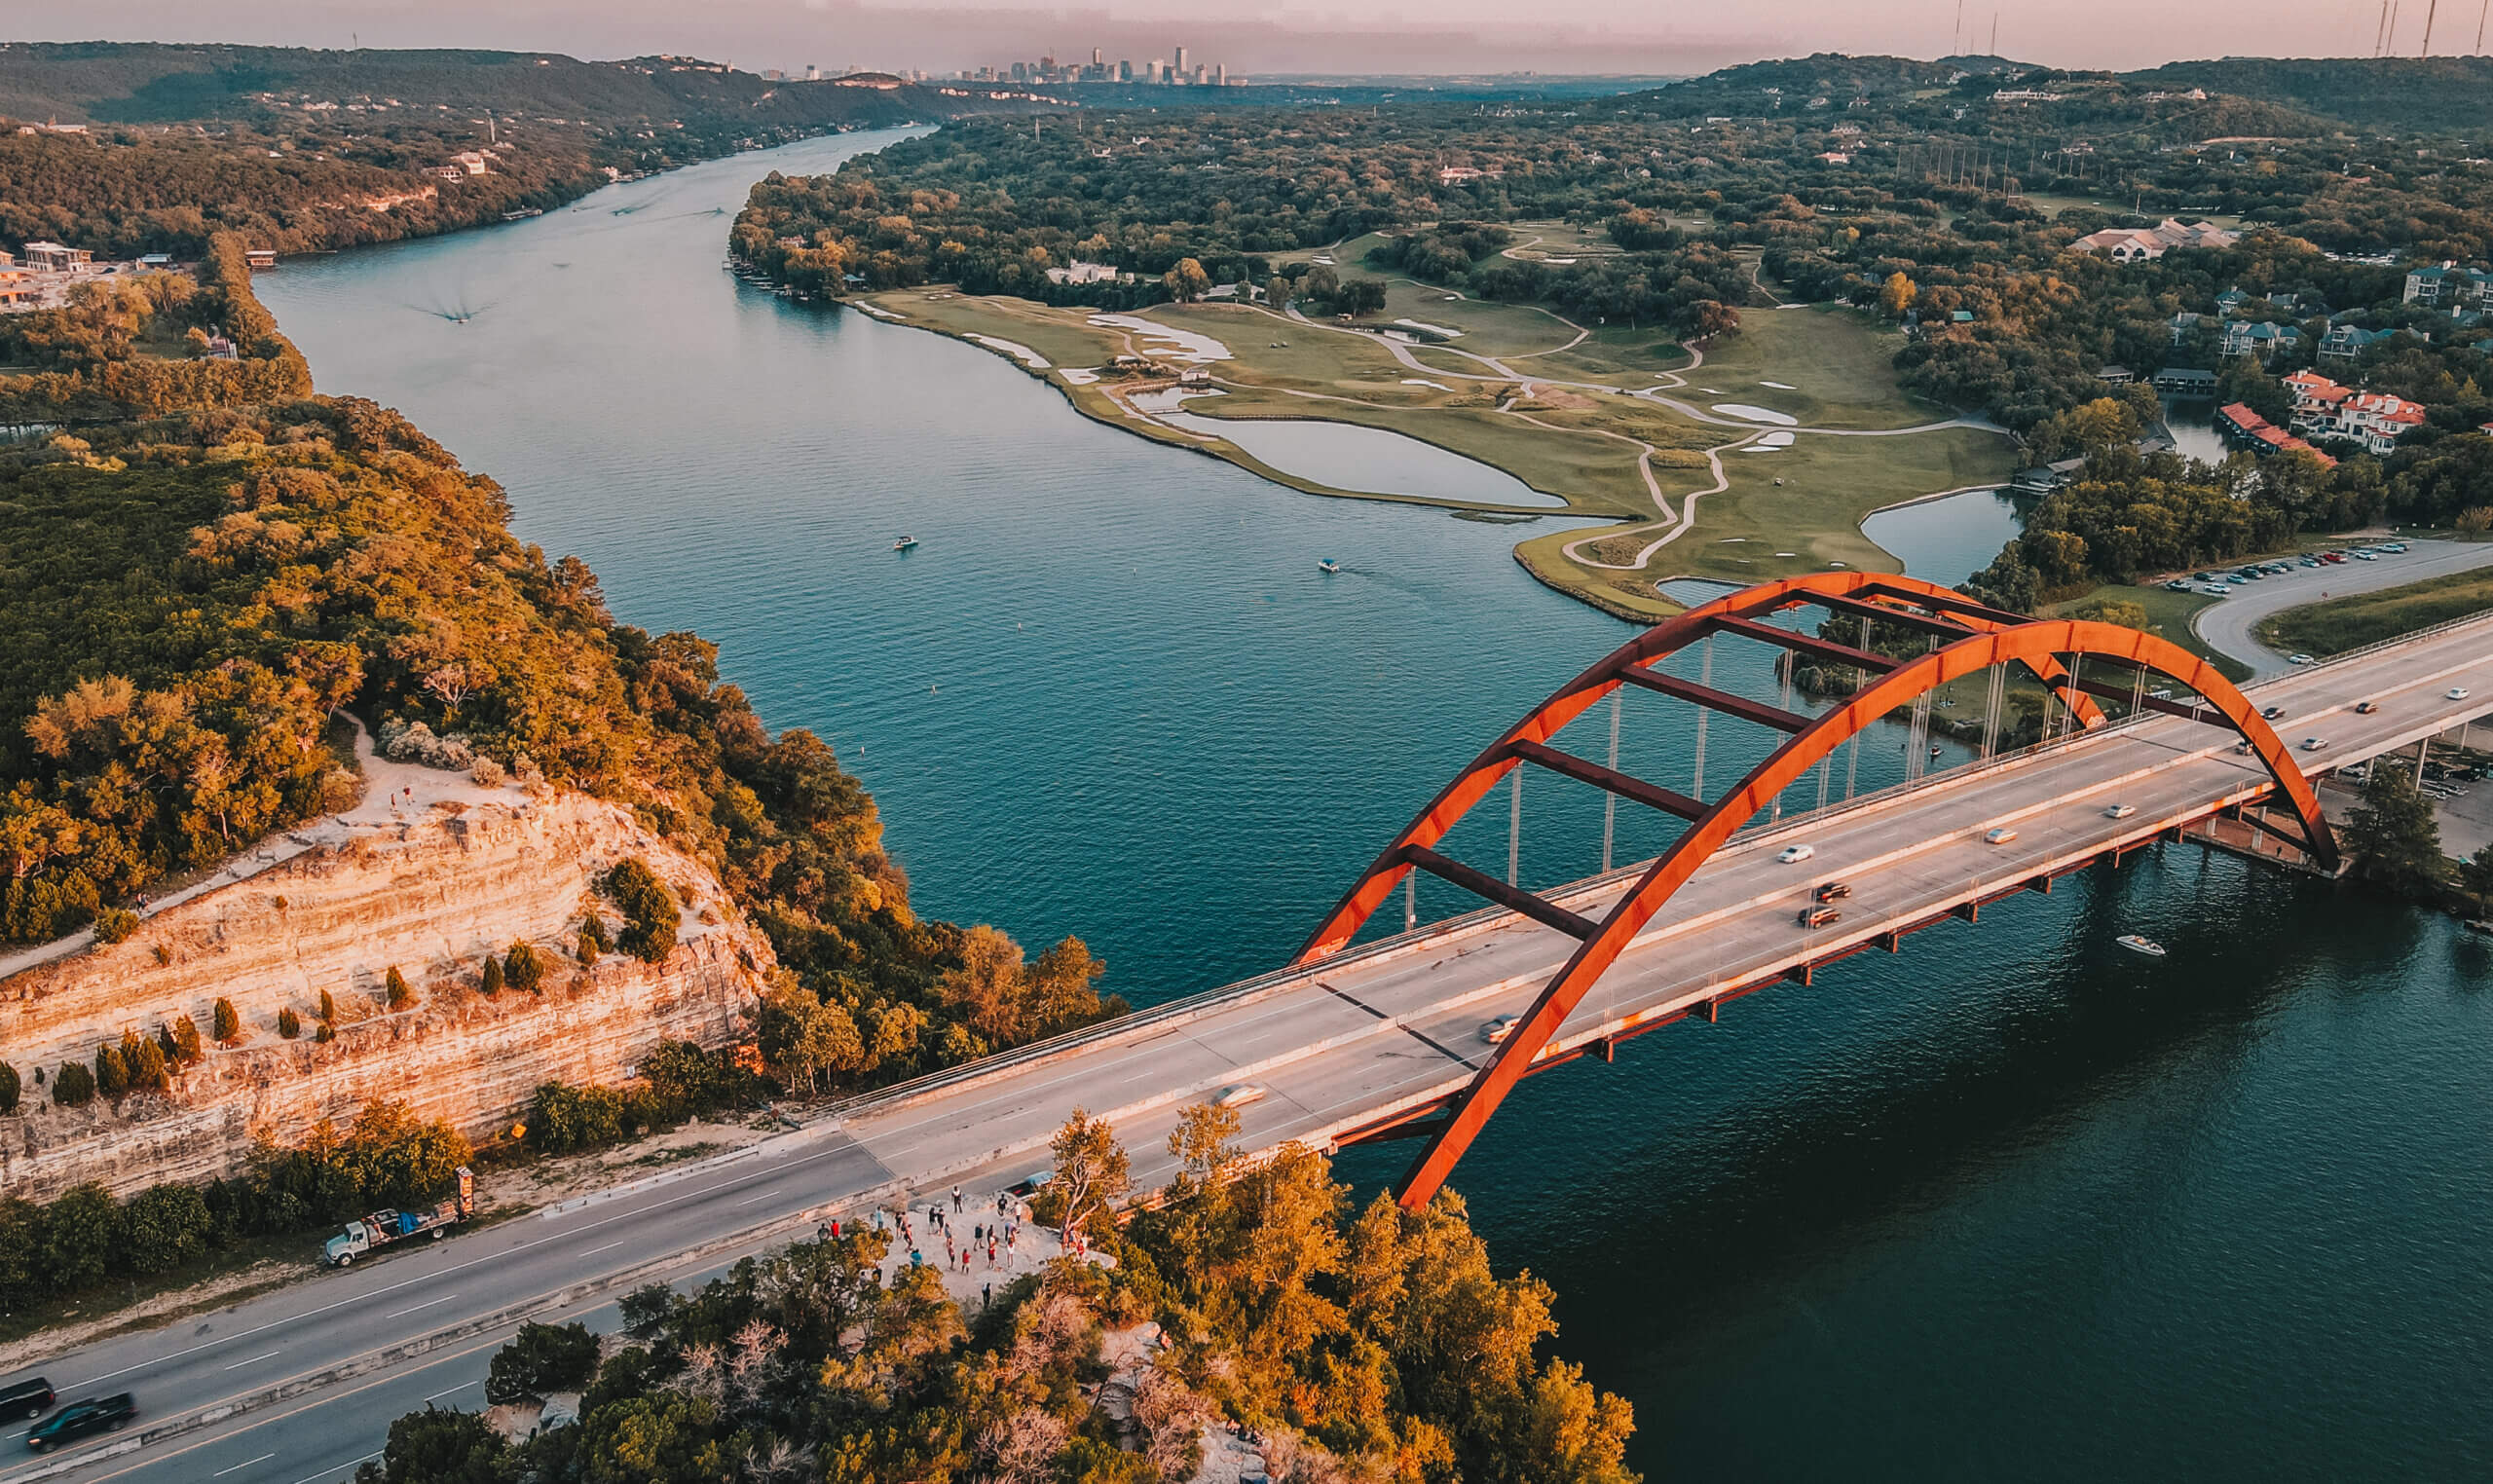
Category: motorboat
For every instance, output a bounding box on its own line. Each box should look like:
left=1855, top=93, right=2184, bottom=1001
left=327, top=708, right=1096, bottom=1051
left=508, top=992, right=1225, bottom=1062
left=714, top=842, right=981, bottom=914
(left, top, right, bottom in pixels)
left=2115, top=934, right=2168, bottom=957
left=1318, top=558, right=1341, bottom=574
left=892, top=536, right=919, bottom=552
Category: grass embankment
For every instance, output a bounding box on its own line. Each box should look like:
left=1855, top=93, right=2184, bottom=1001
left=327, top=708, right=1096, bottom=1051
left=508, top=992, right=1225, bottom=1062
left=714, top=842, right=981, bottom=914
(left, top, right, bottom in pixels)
left=2046, top=584, right=2249, bottom=682
left=2256, top=568, right=2493, bottom=657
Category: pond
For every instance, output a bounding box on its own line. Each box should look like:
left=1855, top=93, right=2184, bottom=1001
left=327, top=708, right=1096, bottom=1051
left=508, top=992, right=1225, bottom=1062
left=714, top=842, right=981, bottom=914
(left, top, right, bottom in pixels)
left=1158, top=411, right=1572, bottom=508
left=1859, top=487, right=2024, bottom=586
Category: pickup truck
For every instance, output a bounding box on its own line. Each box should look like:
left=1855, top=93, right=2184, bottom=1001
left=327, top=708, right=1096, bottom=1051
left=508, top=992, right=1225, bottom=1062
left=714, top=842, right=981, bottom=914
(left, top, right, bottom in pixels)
left=323, top=1167, right=475, bottom=1266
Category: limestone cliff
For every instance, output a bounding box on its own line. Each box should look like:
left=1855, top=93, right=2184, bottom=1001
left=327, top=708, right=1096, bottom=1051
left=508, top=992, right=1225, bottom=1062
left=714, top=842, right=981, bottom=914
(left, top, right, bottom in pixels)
left=0, top=785, right=775, bottom=1202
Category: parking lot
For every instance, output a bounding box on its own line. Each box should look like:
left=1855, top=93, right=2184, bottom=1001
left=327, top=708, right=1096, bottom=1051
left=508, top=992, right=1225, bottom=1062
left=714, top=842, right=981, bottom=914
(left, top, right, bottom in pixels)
left=2183, top=538, right=2493, bottom=679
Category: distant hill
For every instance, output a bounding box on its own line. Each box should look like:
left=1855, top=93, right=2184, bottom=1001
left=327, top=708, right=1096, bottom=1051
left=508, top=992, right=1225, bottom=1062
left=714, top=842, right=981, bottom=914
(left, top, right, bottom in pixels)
left=0, top=41, right=1023, bottom=132
left=2116, top=56, right=2493, bottom=132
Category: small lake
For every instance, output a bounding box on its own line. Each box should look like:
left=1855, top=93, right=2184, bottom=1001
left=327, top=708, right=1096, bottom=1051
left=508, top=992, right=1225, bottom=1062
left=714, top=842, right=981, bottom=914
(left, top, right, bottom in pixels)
left=1159, top=410, right=1571, bottom=508
left=1860, top=488, right=2023, bottom=585
left=2160, top=401, right=2229, bottom=464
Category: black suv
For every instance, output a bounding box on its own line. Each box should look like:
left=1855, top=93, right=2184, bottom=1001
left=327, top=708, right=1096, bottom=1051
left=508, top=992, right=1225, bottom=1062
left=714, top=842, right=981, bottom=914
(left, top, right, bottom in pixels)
left=0, top=1376, right=52, bottom=1421
left=25, top=1393, right=134, bottom=1452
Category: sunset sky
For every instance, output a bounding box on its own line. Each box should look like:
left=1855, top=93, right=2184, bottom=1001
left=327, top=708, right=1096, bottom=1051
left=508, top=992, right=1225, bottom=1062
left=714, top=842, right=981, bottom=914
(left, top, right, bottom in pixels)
left=32, top=0, right=2493, bottom=77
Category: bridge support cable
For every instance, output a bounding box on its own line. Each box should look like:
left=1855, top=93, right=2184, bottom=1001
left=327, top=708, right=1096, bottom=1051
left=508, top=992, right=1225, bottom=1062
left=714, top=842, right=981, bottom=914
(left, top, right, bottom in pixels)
left=1980, top=664, right=2005, bottom=759
left=1404, top=872, right=1416, bottom=933
left=1603, top=691, right=1622, bottom=873
left=1292, top=575, right=2336, bottom=983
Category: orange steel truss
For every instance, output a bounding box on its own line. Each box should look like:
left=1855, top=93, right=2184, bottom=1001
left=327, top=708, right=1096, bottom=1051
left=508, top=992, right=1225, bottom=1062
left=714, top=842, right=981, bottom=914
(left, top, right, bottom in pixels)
left=1289, top=572, right=2334, bottom=1208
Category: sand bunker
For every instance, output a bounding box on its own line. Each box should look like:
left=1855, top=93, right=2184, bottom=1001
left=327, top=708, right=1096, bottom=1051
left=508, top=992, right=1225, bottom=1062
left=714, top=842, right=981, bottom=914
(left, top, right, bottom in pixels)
left=968, top=334, right=1050, bottom=369
left=1713, top=404, right=1799, bottom=426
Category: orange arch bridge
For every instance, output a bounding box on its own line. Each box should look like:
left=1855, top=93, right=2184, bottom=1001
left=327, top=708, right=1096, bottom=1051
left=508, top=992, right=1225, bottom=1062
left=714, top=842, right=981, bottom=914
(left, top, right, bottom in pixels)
left=1292, top=572, right=2334, bottom=1208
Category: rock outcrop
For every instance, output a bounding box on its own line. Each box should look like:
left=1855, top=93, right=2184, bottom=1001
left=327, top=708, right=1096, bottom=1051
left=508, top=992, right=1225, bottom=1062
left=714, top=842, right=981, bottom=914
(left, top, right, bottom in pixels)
left=1, top=787, right=774, bottom=1201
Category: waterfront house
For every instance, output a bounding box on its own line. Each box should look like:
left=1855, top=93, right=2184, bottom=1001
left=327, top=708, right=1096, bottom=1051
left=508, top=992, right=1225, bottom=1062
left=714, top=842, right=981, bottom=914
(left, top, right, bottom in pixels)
left=2154, top=367, right=2218, bottom=396
left=2096, top=365, right=2137, bottom=385
left=2282, top=370, right=2425, bottom=453
left=243, top=248, right=277, bottom=270
left=2216, top=401, right=2335, bottom=466
left=20, top=241, right=91, bottom=273
left=2218, top=319, right=2302, bottom=363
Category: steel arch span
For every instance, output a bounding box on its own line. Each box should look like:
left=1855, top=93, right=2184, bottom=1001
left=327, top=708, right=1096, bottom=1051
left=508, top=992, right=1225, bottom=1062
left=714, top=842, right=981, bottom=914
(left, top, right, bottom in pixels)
left=1289, top=572, right=2335, bottom=1208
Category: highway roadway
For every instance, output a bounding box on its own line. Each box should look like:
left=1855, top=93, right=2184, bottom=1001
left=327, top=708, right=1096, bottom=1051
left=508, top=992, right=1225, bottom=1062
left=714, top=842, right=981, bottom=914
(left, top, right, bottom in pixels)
left=6, top=612, right=2490, bottom=1484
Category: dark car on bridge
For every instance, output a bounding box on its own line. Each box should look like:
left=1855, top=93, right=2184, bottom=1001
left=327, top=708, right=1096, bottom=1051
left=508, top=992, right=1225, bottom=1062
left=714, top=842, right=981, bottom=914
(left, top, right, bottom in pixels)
left=1798, top=906, right=1842, bottom=928
left=24, top=1393, right=133, bottom=1452
left=0, top=1377, right=53, bottom=1421
left=1813, top=881, right=1851, bottom=903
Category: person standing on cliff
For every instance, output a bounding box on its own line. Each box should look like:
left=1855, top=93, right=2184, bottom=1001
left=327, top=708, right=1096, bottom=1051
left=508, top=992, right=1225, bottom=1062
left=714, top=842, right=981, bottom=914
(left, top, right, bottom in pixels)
left=952, top=1184, right=963, bottom=1213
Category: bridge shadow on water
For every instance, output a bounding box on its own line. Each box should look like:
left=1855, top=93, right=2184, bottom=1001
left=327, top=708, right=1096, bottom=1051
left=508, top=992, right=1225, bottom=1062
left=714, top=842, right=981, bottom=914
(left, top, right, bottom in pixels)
left=1332, top=847, right=2481, bottom=1481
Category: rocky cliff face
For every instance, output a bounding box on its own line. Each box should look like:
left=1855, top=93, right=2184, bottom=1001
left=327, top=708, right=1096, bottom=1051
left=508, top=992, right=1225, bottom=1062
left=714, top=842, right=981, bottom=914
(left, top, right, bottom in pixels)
left=0, top=788, right=775, bottom=1202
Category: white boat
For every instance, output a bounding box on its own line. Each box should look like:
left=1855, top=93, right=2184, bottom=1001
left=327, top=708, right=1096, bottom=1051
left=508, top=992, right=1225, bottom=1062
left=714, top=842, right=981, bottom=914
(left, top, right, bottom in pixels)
left=2115, top=934, right=2167, bottom=957
left=1318, top=558, right=1341, bottom=574
left=892, top=535, right=918, bottom=551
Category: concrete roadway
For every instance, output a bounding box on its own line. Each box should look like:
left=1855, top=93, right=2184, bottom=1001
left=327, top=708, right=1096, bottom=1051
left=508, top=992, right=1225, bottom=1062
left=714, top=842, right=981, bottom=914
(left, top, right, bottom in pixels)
left=2188, top=538, right=2493, bottom=678
left=7, top=612, right=2490, bottom=1484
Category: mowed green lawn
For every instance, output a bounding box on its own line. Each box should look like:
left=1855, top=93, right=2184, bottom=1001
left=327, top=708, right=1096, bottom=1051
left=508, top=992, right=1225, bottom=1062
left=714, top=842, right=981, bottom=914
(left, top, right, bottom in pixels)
left=2047, top=583, right=2244, bottom=681
left=2256, top=568, right=2493, bottom=657
left=1682, top=307, right=1945, bottom=429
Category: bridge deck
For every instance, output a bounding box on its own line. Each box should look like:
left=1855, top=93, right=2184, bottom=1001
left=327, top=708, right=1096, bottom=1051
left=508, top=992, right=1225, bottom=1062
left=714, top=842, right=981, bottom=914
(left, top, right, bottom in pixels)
left=837, top=615, right=2493, bottom=1196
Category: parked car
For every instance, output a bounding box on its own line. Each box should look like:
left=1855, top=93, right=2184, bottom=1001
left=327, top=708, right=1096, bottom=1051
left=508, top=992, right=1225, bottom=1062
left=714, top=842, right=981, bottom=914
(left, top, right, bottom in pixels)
left=24, top=1394, right=133, bottom=1453
left=2299, top=557, right=2323, bottom=569
left=2164, top=579, right=2193, bottom=592
left=2301, top=736, right=2330, bottom=752
left=2353, top=550, right=2377, bottom=560
left=2321, top=551, right=2347, bottom=564
left=2104, top=803, right=2137, bottom=819
left=2383, top=541, right=2408, bottom=552
left=1798, top=906, right=1842, bottom=928
left=2355, top=700, right=2380, bottom=715
left=2199, top=584, right=2233, bottom=598
left=2190, top=572, right=2215, bottom=581
left=0, top=1377, right=54, bottom=1422
left=1813, top=880, right=1852, bottom=903
left=1479, top=1016, right=1520, bottom=1045
left=1984, top=826, right=2019, bottom=844
left=1777, top=843, right=1815, bottom=864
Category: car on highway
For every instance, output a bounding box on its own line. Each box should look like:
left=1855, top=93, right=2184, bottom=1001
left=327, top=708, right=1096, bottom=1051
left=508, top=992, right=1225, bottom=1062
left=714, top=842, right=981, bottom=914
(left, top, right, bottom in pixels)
left=1983, top=826, right=2019, bottom=844
left=2234, top=741, right=2254, bottom=755
left=2104, top=803, right=2137, bottom=819
left=2449, top=687, right=2473, bottom=700
left=2356, top=700, right=2380, bottom=714
left=2301, top=736, right=2330, bottom=752
left=1214, top=1083, right=1268, bottom=1109
left=2261, top=705, right=2287, bottom=720
left=1777, top=843, right=1815, bottom=864
left=2199, top=584, right=2233, bottom=598
left=1813, top=880, right=1852, bottom=903
left=0, top=1377, right=54, bottom=1421
left=1479, top=1016, right=1520, bottom=1045
left=24, top=1394, right=133, bottom=1453
left=1797, top=906, right=1842, bottom=928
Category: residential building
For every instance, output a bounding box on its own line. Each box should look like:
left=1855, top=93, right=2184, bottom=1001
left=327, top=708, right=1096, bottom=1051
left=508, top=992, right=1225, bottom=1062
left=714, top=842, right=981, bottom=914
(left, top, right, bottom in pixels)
left=20, top=241, right=91, bottom=273
left=2316, top=323, right=2388, bottom=362
left=2282, top=371, right=2427, bottom=454
left=2154, top=367, right=2218, bottom=396
left=450, top=151, right=489, bottom=175
left=2402, top=261, right=2493, bottom=310
left=2071, top=218, right=2239, bottom=263
left=0, top=270, right=37, bottom=310
left=2216, top=402, right=2335, bottom=466
left=2218, top=319, right=2302, bottom=363
left=2167, top=311, right=2207, bottom=345
left=243, top=248, right=278, bottom=270
left=1042, top=260, right=1119, bottom=285
left=2096, top=364, right=2137, bottom=385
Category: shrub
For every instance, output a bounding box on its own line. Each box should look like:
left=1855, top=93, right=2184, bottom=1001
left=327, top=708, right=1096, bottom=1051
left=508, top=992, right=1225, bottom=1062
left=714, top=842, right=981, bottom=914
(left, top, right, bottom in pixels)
left=315, top=1020, right=334, bottom=1044
left=485, top=1320, right=602, bottom=1403
left=40, top=1185, right=118, bottom=1291
left=123, top=1031, right=167, bottom=1092
left=53, top=1060, right=95, bottom=1106
left=212, top=996, right=240, bottom=1044
left=480, top=955, right=503, bottom=995
left=601, top=859, right=678, bottom=963
left=278, top=1007, right=302, bottom=1038
left=117, top=1183, right=212, bottom=1277
left=386, top=966, right=415, bottom=1011
left=167, top=1013, right=203, bottom=1065
left=92, top=907, right=138, bottom=944
left=94, top=1044, right=130, bottom=1099
left=505, top=941, right=543, bottom=993
left=468, top=757, right=506, bottom=788
left=577, top=926, right=601, bottom=967
left=582, top=914, right=614, bottom=954
left=0, top=1061, right=18, bottom=1114
left=526, top=1081, right=630, bottom=1153
left=317, top=989, right=336, bottom=1023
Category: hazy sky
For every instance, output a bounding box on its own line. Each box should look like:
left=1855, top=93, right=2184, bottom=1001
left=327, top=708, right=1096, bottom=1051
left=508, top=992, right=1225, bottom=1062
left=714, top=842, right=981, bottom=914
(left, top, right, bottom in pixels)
left=33, top=0, right=2493, bottom=77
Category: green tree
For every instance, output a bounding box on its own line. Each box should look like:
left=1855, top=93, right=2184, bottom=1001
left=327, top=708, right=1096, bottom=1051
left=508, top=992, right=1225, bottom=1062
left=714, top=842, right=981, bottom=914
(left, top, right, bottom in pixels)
left=41, top=1183, right=118, bottom=1291
left=360, top=1406, right=514, bottom=1484
left=600, top=860, right=677, bottom=963
left=212, top=996, right=240, bottom=1044
left=169, top=1013, right=204, bottom=1064
left=504, top=941, right=543, bottom=993
left=123, top=1029, right=167, bottom=1092
left=485, top=1321, right=602, bottom=1404
left=756, top=981, right=864, bottom=1092
left=2457, top=844, right=2493, bottom=913
left=92, top=906, right=137, bottom=944
left=1335, top=278, right=1388, bottom=316
left=53, top=1059, right=94, bottom=1106
left=577, top=926, right=600, bottom=966
left=118, top=1182, right=211, bottom=1276
left=1692, top=298, right=1741, bottom=340
left=1162, top=256, right=1211, bottom=303
left=386, top=966, right=416, bottom=1011
left=2343, top=763, right=2447, bottom=894
left=1046, top=1107, right=1131, bottom=1246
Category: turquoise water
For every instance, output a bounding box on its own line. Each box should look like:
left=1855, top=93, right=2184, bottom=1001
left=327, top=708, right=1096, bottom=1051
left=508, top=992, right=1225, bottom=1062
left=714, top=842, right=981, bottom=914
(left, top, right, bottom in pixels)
left=261, top=131, right=2493, bottom=1480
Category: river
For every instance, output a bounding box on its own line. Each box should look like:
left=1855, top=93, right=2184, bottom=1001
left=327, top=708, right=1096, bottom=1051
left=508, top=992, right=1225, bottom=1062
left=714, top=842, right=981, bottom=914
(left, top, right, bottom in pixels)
left=261, top=131, right=2493, bottom=1480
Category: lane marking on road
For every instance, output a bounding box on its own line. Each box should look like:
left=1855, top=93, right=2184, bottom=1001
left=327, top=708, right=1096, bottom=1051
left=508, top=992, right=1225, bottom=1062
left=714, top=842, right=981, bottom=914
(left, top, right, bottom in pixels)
left=732, top=1189, right=782, bottom=1206
left=286, top=1451, right=382, bottom=1484
left=58, top=1137, right=879, bottom=1389
left=212, top=1453, right=276, bottom=1476
left=221, top=1352, right=281, bottom=1371
left=579, top=1241, right=627, bottom=1257
left=422, top=1381, right=476, bottom=1402
left=382, top=1294, right=458, bottom=1319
